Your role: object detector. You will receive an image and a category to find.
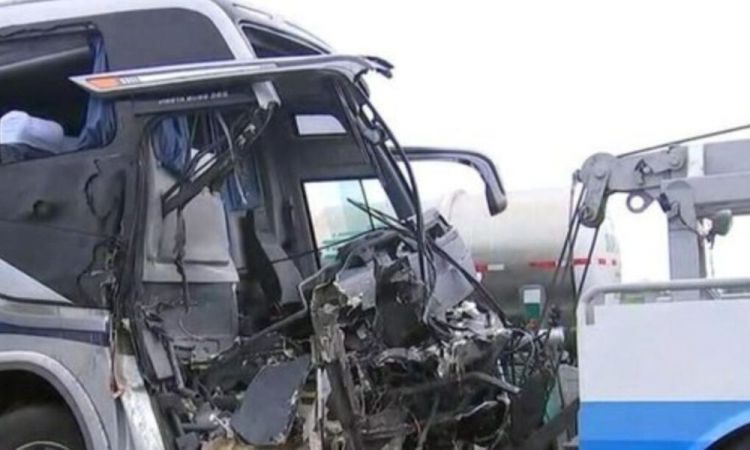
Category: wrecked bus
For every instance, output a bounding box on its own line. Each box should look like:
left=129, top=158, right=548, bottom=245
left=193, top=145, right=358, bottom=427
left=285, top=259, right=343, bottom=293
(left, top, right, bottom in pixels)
left=0, top=1, right=567, bottom=449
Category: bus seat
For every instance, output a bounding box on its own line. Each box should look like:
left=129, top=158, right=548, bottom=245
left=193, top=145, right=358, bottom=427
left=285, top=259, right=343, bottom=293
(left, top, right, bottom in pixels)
left=0, top=110, right=63, bottom=163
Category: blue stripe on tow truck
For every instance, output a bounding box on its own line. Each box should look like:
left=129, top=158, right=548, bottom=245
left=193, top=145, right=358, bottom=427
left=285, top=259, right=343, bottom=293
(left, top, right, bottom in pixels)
left=580, top=401, right=750, bottom=450
left=0, top=320, right=109, bottom=346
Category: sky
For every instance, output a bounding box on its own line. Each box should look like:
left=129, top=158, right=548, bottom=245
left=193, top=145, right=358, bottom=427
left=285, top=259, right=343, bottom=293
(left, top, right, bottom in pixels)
left=252, top=0, right=750, bottom=281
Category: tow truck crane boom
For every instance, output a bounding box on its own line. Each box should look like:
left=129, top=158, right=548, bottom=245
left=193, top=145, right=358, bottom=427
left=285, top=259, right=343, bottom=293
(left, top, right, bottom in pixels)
left=577, top=142, right=750, bottom=280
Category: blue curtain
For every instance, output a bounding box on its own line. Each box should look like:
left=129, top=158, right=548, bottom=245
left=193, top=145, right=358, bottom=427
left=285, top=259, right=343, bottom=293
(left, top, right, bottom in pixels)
left=75, top=36, right=261, bottom=211
left=154, top=115, right=261, bottom=211
left=76, top=37, right=116, bottom=151
left=155, top=117, right=190, bottom=175
left=222, top=158, right=262, bottom=211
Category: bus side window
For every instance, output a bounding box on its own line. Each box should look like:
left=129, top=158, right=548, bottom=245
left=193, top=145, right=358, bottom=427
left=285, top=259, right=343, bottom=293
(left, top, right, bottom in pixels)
left=0, top=31, right=115, bottom=164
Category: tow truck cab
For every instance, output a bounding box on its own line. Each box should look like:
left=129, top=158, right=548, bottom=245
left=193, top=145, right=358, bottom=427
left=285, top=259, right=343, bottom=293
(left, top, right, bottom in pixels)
left=0, top=2, right=569, bottom=450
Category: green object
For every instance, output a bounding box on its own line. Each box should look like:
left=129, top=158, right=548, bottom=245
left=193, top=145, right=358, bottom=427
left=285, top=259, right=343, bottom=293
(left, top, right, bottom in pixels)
left=521, top=285, right=545, bottom=319
left=525, top=303, right=541, bottom=319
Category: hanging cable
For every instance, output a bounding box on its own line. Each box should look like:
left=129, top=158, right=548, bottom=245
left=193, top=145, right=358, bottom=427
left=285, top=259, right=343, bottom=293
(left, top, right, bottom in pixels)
left=540, top=186, right=585, bottom=327
left=343, top=81, right=428, bottom=285
left=576, top=223, right=601, bottom=302
left=332, top=79, right=428, bottom=287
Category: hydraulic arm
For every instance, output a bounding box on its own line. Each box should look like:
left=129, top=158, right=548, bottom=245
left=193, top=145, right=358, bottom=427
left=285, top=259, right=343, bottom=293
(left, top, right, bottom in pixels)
left=576, top=140, right=750, bottom=280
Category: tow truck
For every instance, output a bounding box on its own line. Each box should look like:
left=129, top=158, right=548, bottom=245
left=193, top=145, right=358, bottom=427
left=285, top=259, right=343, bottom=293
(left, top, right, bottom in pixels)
left=572, top=138, right=750, bottom=449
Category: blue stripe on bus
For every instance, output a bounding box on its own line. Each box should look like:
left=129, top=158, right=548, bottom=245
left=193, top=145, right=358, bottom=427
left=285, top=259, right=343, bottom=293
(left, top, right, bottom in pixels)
left=0, top=321, right=109, bottom=346
left=580, top=401, right=750, bottom=450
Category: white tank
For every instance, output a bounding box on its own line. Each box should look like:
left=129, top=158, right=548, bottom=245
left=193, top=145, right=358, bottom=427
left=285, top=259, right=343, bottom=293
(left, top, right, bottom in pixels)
left=439, top=188, right=621, bottom=324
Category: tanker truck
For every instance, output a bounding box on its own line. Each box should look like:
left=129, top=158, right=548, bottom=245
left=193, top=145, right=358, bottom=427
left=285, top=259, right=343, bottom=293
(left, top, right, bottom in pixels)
left=312, top=184, right=623, bottom=326
left=437, top=188, right=621, bottom=326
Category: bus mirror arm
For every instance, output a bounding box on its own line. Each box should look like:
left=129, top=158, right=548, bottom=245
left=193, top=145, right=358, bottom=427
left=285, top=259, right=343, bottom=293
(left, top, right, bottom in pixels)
left=399, top=147, right=507, bottom=216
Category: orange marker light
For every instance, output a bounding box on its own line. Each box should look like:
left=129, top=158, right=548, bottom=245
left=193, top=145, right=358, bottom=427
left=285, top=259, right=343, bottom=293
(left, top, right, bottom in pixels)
left=88, top=77, right=122, bottom=90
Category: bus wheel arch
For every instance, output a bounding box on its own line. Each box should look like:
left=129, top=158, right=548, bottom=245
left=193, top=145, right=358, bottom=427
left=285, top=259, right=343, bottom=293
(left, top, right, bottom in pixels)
left=0, top=351, right=109, bottom=450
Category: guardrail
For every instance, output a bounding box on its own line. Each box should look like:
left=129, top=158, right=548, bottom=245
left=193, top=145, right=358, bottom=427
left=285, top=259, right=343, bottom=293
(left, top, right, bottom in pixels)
left=577, top=277, right=750, bottom=325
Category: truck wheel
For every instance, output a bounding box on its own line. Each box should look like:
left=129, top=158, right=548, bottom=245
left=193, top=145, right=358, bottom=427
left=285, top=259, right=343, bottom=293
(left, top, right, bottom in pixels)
left=0, top=403, right=85, bottom=450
